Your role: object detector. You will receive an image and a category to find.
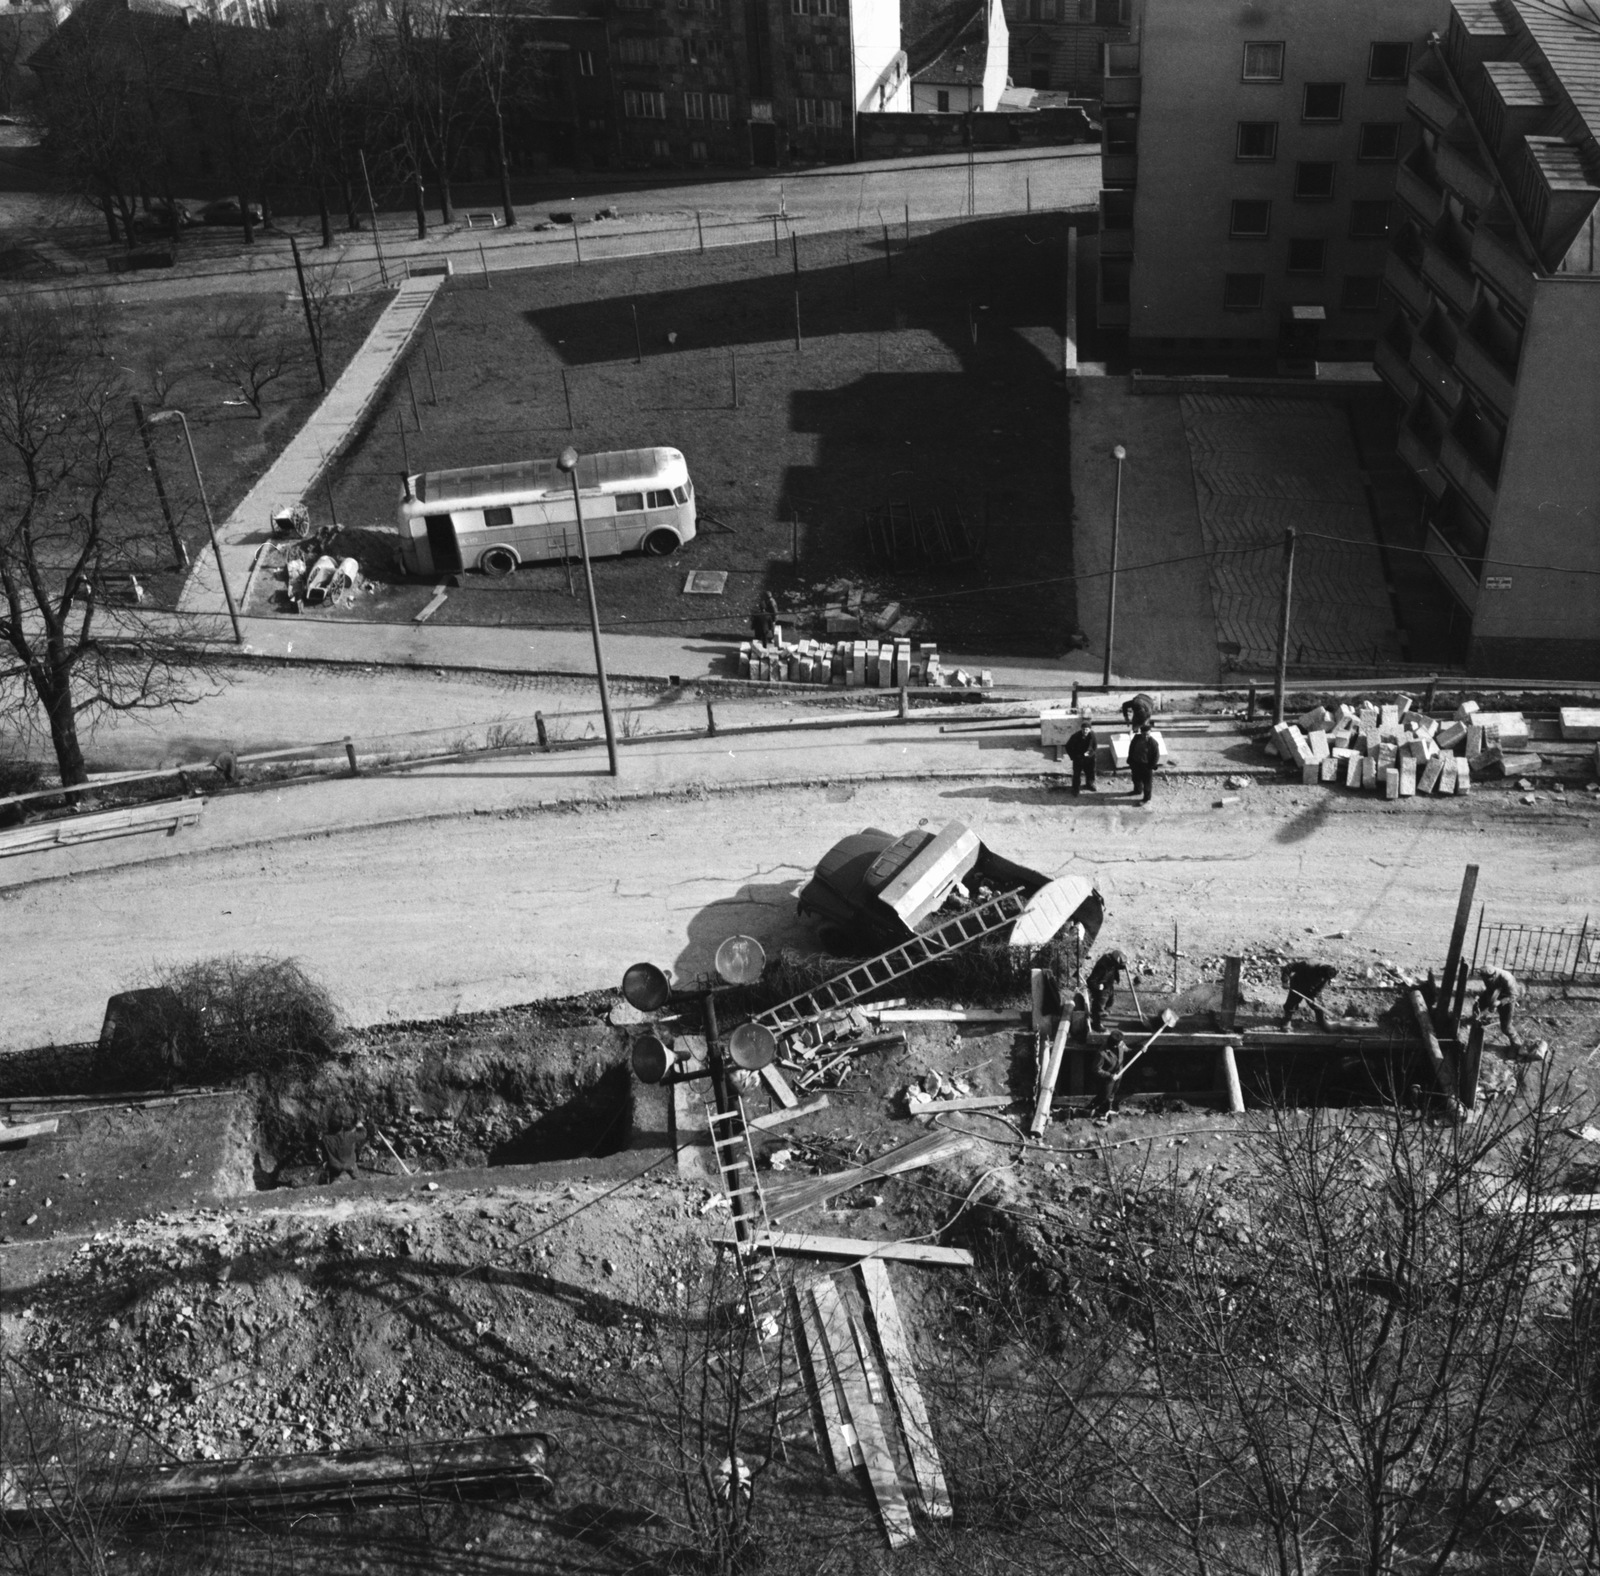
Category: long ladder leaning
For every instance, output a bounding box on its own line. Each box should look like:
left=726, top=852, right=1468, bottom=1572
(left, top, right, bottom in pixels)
left=750, top=887, right=1031, bottom=1039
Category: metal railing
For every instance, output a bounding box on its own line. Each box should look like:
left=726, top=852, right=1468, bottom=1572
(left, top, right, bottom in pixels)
left=1470, top=914, right=1597, bottom=984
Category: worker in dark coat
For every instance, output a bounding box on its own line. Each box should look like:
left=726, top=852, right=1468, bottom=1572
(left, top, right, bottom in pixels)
left=1086, top=949, right=1127, bottom=1031
left=1064, top=711, right=1098, bottom=794
left=1092, top=1031, right=1125, bottom=1118
left=1279, top=962, right=1338, bottom=1029
left=1475, top=966, right=1522, bottom=1046
left=751, top=591, right=779, bottom=645
left=1121, top=692, right=1155, bottom=731
left=1127, top=723, right=1160, bottom=804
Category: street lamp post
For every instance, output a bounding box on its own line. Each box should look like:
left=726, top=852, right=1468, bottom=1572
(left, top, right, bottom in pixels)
left=1102, top=443, right=1127, bottom=691
left=558, top=446, right=619, bottom=777
left=150, top=409, right=243, bottom=645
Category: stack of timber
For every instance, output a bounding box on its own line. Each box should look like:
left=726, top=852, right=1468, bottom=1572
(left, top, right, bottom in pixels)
left=1265, top=698, right=1543, bottom=798
left=791, top=1258, right=956, bottom=1547
left=738, top=630, right=990, bottom=689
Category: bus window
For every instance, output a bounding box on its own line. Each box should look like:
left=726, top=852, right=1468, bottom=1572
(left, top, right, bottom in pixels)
left=484, top=506, right=513, bottom=528
left=672, top=485, right=688, bottom=504
left=648, top=489, right=674, bottom=508
left=615, top=492, right=644, bottom=512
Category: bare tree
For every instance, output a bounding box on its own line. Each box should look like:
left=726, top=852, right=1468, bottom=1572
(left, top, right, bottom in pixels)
left=207, top=304, right=300, bottom=419
left=0, top=294, right=219, bottom=788
left=455, top=2, right=521, bottom=228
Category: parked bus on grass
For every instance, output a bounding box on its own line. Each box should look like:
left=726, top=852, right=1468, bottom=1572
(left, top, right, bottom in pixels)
left=397, top=447, right=695, bottom=577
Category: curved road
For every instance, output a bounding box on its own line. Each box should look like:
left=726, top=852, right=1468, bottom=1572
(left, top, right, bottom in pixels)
left=6, top=771, right=1595, bottom=1051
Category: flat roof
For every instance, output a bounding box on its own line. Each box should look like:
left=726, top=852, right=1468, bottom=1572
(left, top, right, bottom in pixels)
left=414, top=447, right=681, bottom=504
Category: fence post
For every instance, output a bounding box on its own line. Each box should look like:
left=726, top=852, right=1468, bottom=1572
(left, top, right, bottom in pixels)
left=479, top=242, right=491, bottom=289
left=535, top=711, right=549, bottom=750
left=344, top=737, right=359, bottom=776
left=706, top=700, right=717, bottom=737
left=1573, top=915, right=1591, bottom=983
left=696, top=210, right=705, bottom=253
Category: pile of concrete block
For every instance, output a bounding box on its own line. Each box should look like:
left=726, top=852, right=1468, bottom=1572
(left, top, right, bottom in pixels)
left=1268, top=698, right=1535, bottom=799
left=739, top=633, right=991, bottom=689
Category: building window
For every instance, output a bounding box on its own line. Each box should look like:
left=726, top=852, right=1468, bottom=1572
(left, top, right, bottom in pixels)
left=1028, top=0, right=1058, bottom=18
left=1223, top=273, right=1266, bottom=309
left=705, top=36, right=725, bottom=59
left=1301, top=82, right=1344, bottom=122
left=1357, top=121, right=1402, bottom=161
left=1094, top=0, right=1128, bottom=20
left=1235, top=121, right=1278, bottom=160
left=690, top=139, right=709, bottom=161
left=816, top=0, right=839, bottom=13
left=793, top=43, right=811, bottom=67
left=798, top=97, right=842, bottom=127
left=1287, top=237, right=1326, bottom=273
left=708, top=91, right=731, bottom=120
left=651, top=138, right=671, bottom=159
left=1295, top=161, right=1336, bottom=199
left=1349, top=199, right=1391, bottom=238
left=1342, top=275, right=1382, bottom=311
left=937, top=89, right=950, bottom=111
left=1241, top=42, right=1284, bottom=82
left=576, top=49, right=595, bottom=76
left=684, top=91, right=704, bottom=118
left=623, top=90, right=668, bottom=118
left=1230, top=198, right=1272, bottom=237
left=618, top=37, right=655, bottom=64
left=1368, top=42, right=1411, bottom=82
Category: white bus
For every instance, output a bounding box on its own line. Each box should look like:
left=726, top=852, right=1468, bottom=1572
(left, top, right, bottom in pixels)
left=397, top=447, right=696, bottom=577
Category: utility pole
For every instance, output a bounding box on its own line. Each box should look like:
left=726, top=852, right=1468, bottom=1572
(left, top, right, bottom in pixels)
left=1273, top=527, right=1297, bottom=724
left=358, top=150, right=388, bottom=288
left=289, top=236, right=327, bottom=391
left=559, top=446, right=619, bottom=777
left=1102, top=444, right=1126, bottom=690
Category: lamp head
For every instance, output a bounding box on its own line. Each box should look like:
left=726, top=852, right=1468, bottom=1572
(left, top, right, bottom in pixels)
left=1112, top=444, right=1127, bottom=461
left=557, top=446, right=579, bottom=473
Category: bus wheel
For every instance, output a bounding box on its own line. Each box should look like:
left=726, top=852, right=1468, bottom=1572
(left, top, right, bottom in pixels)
left=480, top=546, right=518, bottom=577
left=643, top=528, right=680, bottom=557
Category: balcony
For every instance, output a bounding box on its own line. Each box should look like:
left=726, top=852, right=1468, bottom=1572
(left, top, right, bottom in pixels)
left=1439, top=430, right=1498, bottom=519
left=1408, top=69, right=1464, bottom=136
left=1421, top=237, right=1477, bottom=315
left=1101, top=150, right=1138, bottom=187
left=1425, top=522, right=1481, bottom=612
left=1434, top=139, right=1498, bottom=211
left=1102, top=74, right=1140, bottom=107
left=1374, top=336, right=1419, bottom=404
left=1469, top=223, right=1535, bottom=311
left=1395, top=162, right=1446, bottom=228
left=1398, top=423, right=1448, bottom=497
left=1384, top=251, right=1433, bottom=319
left=1098, top=190, right=1133, bottom=257
left=1409, top=336, right=1464, bottom=409
left=1452, top=330, right=1517, bottom=414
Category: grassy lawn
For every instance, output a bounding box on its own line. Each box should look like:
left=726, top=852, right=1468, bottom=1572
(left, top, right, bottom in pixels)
left=275, top=214, right=1080, bottom=657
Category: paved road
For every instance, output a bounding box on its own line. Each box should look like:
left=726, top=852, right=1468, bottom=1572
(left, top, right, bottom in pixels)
left=4, top=758, right=1593, bottom=1051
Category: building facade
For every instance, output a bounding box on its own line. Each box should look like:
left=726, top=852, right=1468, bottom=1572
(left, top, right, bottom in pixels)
left=1002, top=0, right=1129, bottom=100
left=909, top=0, right=1005, bottom=112
left=1376, top=0, right=1600, bottom=677
left=1098, top=0, right=1449, bottom=363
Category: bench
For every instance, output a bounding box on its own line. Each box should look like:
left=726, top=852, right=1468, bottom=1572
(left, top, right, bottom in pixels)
left=465, top=212, right=500, bottom=229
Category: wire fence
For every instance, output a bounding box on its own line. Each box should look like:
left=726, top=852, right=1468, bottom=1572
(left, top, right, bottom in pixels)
left=1470, top=915, right=1599, bottom=984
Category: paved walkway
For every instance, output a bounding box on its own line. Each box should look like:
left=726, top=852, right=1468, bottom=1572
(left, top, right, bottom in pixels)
left=176, top=276, right=445, bottom=617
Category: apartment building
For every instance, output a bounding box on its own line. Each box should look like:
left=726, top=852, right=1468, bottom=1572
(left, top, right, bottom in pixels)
left=608, top=0, right=900, bottom=168
left=1376, top=0, right=1600, bottom=678
left=1098, top=0, right=1449, bottom=364
left=1003, top=0, right=1130, bottom=99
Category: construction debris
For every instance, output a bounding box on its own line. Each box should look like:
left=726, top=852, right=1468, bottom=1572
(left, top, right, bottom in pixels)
left=716, top=1233, right=974, bottom=1267
left=763, top=1128, right=974, bottom=1221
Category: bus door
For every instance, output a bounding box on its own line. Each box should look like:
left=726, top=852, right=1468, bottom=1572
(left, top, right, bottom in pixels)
left=424, top=514, right=462, bottom=575
left=573, top=494, right=623, bottom=559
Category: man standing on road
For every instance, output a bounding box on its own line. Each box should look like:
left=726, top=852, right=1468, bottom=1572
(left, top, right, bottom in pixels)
left=1086, top=949, right=1127, bottom=1032
left=1475, top=965, right=1523, bottom=1048
left=1121, top=692, right=1155, bottom=731
left=751, top=591, right=779, bottom=645
left=1065, top=711, right=1098, bottom=794
left=1279, top=961, right=1338, bottom=1029
left=1092, top=1030, right=1125, bottom=1120
left=1127, top=722, right=1160, bottom=805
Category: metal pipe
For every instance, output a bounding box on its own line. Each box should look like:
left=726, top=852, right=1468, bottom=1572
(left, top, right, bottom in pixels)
left=1273, top=527, right=1296, bottom=724
left=560, top=447, right=619, bottom=777
left=1102, top=444, right=1125, bottom=689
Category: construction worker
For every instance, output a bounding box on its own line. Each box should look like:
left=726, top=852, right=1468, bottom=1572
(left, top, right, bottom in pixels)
left=750, top=591, right=779, bottom=645
left=1475, top=965, right=1522, bottom=1047
left=1127, top=722, right=1160, bottom=805
left=1279, top=961, right=1338, bottom=1029
left=1121, top=692, right=1156, bottom=731
left=1065, top=711, right=1099, bottom=793
left=1092, top=1030, right=1125, bottom=1119
left=1086, top=949, right=1127, bottom=1031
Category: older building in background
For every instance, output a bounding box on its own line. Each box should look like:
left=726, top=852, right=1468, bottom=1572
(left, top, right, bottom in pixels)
left=1098, top=0, right=1449, bottom=366
left=1377, top=0, right=1600, bottom=677
left=908, top=0, right=1005, bottom=111
left=1003, top=0, right=1129, bottom=100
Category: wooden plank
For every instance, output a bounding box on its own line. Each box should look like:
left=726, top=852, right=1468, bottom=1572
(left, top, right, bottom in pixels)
left=813, top=1279, right=916, bottom=1547
left=1219, top=956, right=1242, bottom=1031
left=858, top=1256, right=952, bottom=1521
left=870, top=1008, right=1024, bottom=1024
left=1438, top=865, right=1479, bottom=1027
left=759, top=1062, right=799, bottom=1109
left=907, top=1094, right=1013, bottom=1115
left=0, top=1118, right=60, bottom=1144
left=1029, top=1017, right=1071, bottom=1137
left=748, top=1094, right=830, bottom=1132
left=764, top=1129, right=973, bottom=1221
left=794, top=1287, right=855, bottom=1473
left=850, top=1314, right=886, bottom=1403
left=715, top=1233, right=974, bottom=1267
left=672, top=1078, right=716, bottom=1182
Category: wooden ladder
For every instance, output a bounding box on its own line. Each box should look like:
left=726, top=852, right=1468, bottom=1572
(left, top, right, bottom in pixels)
left=751, top=887, right=1031, bottom=1039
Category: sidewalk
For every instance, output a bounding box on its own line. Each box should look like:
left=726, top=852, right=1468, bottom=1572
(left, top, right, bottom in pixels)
left=177, top=276, right=445, bottom=619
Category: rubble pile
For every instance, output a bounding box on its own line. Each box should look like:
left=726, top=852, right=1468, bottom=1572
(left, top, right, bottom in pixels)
left=1268, top=699, right=1542, bottom=798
